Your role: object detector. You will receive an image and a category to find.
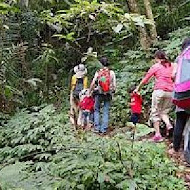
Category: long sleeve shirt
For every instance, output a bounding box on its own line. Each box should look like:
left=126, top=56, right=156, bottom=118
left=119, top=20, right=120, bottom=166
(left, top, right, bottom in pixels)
left=141, top=63, right=174, bottom=92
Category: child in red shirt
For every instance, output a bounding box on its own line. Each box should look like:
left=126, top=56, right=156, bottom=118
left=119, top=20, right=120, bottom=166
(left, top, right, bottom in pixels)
left=129, top=86, right=143, bottom=124
left=79, top=89, right=95, bottom=128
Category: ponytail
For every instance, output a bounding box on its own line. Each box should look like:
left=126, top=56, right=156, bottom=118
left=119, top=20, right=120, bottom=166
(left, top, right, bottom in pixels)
left=160, top=60, right=171, bottom=68
left=155, top=50, right=171, bottom=67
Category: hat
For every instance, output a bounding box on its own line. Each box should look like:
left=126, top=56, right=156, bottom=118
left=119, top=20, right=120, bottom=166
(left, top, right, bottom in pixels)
left=74, top=64, right=87, bottom=78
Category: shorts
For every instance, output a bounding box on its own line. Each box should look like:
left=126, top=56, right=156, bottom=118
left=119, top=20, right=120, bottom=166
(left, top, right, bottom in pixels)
left=150, top=90, right=173, bottom=123
left=82, top=111, right=94, bottom=125
left=130, top=113, right=140, bottom=125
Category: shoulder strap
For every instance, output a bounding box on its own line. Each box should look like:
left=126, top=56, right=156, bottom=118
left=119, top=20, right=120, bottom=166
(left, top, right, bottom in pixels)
left=71, top=75, right=77, bottom=90
left=98, top=67, right=110, bottom=74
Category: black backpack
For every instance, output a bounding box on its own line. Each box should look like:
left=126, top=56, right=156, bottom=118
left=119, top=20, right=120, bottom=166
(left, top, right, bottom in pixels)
left=73, top=78, right=84, bottom=100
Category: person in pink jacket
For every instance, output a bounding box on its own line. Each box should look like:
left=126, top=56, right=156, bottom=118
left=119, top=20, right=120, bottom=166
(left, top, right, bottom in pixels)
left=136, top=50, right=175, bottom=142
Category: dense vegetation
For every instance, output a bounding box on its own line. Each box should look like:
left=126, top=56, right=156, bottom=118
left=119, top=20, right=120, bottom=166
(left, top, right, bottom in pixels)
left=1, top=0, right=190, bottom=189
left=0, top=105, right=186, bottom=189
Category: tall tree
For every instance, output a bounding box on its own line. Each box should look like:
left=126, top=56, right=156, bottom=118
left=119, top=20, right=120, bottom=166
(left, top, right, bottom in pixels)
left=143, top=0, right=157, bottom=42
left=20, top=0, right=29, bottom=8
left=127, top=0, right=150, bottom=49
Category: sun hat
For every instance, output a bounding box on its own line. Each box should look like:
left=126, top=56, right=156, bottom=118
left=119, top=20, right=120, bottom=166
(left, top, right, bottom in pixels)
left=74, top=64, right=87, bottom=78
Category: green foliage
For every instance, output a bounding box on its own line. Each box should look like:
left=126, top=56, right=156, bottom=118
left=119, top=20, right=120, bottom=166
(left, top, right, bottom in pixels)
left=1, top=1, right=190, bottom=188
left=0, top=161, right=56, bottom=190
left=20, top=11, right=40, bottom=45
left=0, top=105, right=68, bottom=163
left=51, top=139, right=184, bottom=190
left=1, top=0, right=190, bottom=114
left=41, top=0, right=152, bottom=52
left=0, top=1, right=19, bottom=14
left=0, top=105, right=186, bottom=189
left=163, top=27, right=190, bottom=60
left=154, top=0, right=190, bottom=37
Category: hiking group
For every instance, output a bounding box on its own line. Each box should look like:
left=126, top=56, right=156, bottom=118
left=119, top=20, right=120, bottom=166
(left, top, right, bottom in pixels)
left=70, top=38, right=190, bottom=160
left=70, top=57, right=116, bottom=134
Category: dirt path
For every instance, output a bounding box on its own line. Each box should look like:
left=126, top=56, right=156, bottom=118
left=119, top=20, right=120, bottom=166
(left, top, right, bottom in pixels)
left=83, top=124, right=190, bottom=189
left=139, top=131, right=190, bottom=189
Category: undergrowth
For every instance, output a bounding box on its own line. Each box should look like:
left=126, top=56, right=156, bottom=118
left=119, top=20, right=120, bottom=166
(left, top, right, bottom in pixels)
left=0, top=105, right=186, bottom=190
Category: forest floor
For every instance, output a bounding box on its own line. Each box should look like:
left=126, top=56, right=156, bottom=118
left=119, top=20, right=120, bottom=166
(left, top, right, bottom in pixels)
left=53, top=121, right=190, bottom=189
left=104, top=126, right=190, bottom=189
left=0, top=105, right=189, bottom=189
left=166, top=141, right=190, bottom=189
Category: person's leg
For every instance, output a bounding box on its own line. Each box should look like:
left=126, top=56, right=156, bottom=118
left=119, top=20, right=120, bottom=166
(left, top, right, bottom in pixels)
left=161, top=114, right=172, bottom=128
left=77, top=109, right=82, bottom=126
left=131, top=113, right=140, bottom=125
left=89, top=112, right=94, bottom=124
left=160, top=92, right=173, bottom=131
left=86, top=112, right=93, bottom=130
left=70, top=106, right=75, bottom=125
left=80, top=111, right=85, bottom=127
left=151, top=90, right=162, bottom=138
left=173, top=111, right=189, bottom=151
left=84, top=111, right=88, bottom=127
left=154, top=121, right=161, bottom=136
left=94, top=95, right=101, bottom=131
left=86, top=112, right=90, bottom=127
left=70, top=93, right=79, bottom=125
left=101, top=95, right=111, bottom=133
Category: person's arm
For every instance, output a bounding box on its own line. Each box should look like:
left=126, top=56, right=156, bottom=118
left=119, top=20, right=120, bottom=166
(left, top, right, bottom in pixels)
left=172, top=62, right=178, bottom=81
left=136, top=65, right=156, bottom=92
left=136, top=81, right=144, bottom=92
left=89, top=72, right=98, bottom=93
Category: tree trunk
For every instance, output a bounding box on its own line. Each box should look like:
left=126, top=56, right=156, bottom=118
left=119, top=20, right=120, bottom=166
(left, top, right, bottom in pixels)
left=20, top=0, right=29, bottom=8
left=143, top=0, right=157, bottom=42
left=127, top=0, right=150, bottom=50
left=17, top=42, right=29, bottom=79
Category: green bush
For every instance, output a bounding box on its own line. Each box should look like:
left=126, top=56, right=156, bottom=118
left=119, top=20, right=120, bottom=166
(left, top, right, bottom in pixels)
left=0, top=105, right=186, bottom=190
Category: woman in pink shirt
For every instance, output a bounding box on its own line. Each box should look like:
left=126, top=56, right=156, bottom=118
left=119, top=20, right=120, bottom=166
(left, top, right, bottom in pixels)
left=136, top=50, right=175, bottom=142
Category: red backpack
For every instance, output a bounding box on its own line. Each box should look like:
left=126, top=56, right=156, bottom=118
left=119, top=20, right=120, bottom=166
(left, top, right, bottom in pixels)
left=98, top=68, right=111, bottom=93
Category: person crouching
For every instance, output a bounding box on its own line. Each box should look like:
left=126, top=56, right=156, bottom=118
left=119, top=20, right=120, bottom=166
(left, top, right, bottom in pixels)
left=79, top=89, right=95, bottom=129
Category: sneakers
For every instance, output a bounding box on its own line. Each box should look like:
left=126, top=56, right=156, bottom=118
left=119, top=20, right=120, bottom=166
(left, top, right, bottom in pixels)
left=151, top=135, right=163, bottom=142
left=92, top=128, right=108, bottom=135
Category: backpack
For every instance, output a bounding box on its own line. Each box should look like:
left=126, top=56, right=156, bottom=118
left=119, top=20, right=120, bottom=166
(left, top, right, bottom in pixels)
left=98, top=68, right=111, bottom=94
left=172, top=47, right=190, bottom=109
left=73, top=78, right=84, bottom=100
